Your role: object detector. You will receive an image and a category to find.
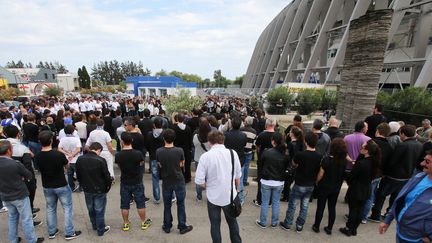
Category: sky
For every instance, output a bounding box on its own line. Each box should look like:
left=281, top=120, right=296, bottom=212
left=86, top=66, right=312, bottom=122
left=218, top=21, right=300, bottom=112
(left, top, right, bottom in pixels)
left=0, top=0, right=290, bottom=80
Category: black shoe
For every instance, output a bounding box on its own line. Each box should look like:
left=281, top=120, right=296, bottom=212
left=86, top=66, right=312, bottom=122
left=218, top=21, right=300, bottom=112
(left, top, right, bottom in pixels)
left=255, top=220, right=266, bottom=229
left=367, top=216, right=381, bottom=223
left=244, top=182, right=249, bottom=186
left=324, top=226, right=332, bottom=235
left=344, top=214, right=349, bottom=221
left=279, top=221, right=290, bottom=230
left=179, top=225, right=193, bottom=234
left=339, top=227, right=352, bottom=237
left=18, top=237, right=22, bottom=242
left=32, top=208, right=40, bottom=213
left=252, top=177, right=258, bottom=182
left=280, top=197, right=289, bottom=202
left=252, top=199, right=261, bottom=207
left=65, top=231, right=81, bottom=240
left=351, top=229, right=357, bottom=236
left=48, top=229, right=59, bottom=239
left=296, top=225, right=303, bottom=233
left=37, top=237, right=45, bottom=243
left=162, top=226, right=171, bottom=233
left=32, top=213, right=38, bottom=220
left=144, top=197, right=150, bottom=203
left=312, top=225, right=319, bottom=233
left=33, top=220, right=43, bottom=227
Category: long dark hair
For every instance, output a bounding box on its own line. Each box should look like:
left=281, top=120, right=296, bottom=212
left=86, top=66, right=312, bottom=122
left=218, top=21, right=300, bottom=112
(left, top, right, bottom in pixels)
left=364, top=140, right=382, bottom=178
left=272, top=132, right=286, bottom=154
left=198, top=117, right=211, bottom=143
left=329, top=138, right=348, bottom=167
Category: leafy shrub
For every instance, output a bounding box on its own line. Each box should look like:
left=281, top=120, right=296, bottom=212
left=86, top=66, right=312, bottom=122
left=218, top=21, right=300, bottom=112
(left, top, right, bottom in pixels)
left=0, top=88, right=25, bottom=100
left=43, top=85, right=63, bottom=97
left=377, top=87, right=432, bottom=126
left=162, top=89, right=203, bottom=115
left=319, top=89, right=338, bottom=110
left=266, top=87, right=294, bottom=114
left=297, top=89, right=322, bottom=115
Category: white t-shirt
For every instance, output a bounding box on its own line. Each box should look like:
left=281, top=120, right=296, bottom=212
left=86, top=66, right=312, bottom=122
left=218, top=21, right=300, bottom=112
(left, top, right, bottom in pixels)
left=79, top=102, right=87, bottom=112
left=86, top=128, right=112, bottom=151
left=58, top=129, right=80, bottom=141
left=75, top=121, right=87, bottom=139
left=111, top=101, right=120, bottom=111
left=195, top=144, right=242, bottom=206
left=58, top=136, right=82, bottom=164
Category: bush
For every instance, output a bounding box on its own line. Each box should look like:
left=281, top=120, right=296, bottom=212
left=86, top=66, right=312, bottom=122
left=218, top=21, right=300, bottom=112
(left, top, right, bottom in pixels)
left=319, top=89, right=338, bottom=110
left=266, top=87, right=294, bottom=114
left=43, top=85, right=63, bottom=97
left=377, top=87, right=432, bottom=126
left=161, top=89, right=203, bottom=115
left=296, top=89, right=322, bottom=115
left=0, top=88, right=25, bottom=100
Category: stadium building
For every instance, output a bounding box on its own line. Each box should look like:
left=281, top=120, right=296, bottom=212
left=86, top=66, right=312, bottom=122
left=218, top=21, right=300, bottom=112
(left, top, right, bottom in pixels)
left=242, top=0, right=432, bottom=94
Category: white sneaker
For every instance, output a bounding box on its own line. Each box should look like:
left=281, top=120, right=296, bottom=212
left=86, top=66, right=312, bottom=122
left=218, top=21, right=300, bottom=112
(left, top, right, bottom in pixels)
left=0, top=207, right=8, bottom=213
left=172, top=197, right=177, bottom=203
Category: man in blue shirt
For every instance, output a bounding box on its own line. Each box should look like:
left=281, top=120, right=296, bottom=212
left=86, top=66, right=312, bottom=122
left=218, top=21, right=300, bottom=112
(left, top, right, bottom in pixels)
left=379, top=150, right=432, bottom=243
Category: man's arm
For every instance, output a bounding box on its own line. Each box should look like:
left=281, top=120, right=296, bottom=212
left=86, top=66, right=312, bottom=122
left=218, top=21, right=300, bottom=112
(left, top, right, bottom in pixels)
left=195, top=157, right=206, bottom=188
left=17, top=161, right=33, bottom=181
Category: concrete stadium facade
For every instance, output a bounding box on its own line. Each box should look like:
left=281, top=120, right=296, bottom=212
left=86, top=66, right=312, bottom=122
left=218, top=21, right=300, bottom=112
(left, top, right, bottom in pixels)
left=242, top=0, right=432, bottom=94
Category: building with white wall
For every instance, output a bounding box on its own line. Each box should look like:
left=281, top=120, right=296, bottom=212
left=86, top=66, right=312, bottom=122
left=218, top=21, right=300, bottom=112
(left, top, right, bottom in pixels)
left=125, top=76, right=197, bottom=97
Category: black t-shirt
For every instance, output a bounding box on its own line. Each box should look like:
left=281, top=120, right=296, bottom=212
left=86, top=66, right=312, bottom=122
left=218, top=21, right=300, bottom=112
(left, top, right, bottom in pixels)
left=156, top=147, right=185, bottom=185
left=293, top=150, right=322, bottom=187
left=23, top=123, right=39, bottom=142
left=36, top=150, right=68, bottom=188
left=255, top=131, right=274, bottom=158
left=316, top=156, right=346, bottom=195
left=115, top=149, right=144, bottom=185
left=130, top=132, right=146, bottom=155
left=365, top=114, right=387, bottom=138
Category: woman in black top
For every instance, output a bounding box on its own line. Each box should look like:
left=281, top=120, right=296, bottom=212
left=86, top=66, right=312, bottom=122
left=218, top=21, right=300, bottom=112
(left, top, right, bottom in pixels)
left=312, top=138, right=347, bottom=234
left=340, top=140, right=381, bottom=237
left=256, top=132, right=289, bottom=228
left=86, top=114, right=97, bottom=138
left=281, top=126, right=304, bottom=201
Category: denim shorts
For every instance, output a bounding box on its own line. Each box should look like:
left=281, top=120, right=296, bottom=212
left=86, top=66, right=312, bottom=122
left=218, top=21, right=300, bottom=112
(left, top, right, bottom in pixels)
left=120, top=183, right=145, bottom=209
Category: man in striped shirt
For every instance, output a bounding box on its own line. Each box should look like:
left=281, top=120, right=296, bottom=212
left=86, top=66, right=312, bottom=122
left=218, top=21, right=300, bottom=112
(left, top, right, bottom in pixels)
left=240, top=116, right=257, bottom=201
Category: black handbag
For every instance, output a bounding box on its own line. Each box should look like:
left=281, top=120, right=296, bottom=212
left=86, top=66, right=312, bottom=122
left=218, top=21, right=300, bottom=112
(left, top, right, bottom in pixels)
left=228, top=149, right=242, bottom=218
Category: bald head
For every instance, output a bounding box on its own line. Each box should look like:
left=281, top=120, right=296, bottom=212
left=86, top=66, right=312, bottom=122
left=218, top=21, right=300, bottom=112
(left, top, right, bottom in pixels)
left=328, top=118, right=339, bottom=128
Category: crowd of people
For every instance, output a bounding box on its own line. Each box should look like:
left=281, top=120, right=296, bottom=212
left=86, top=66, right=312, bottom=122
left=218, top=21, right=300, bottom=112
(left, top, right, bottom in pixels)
left=0, top=95, right=431, bottom=243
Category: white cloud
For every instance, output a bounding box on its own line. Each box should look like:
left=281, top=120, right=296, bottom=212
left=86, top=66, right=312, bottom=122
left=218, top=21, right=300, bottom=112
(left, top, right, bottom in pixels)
left=0, top=0, right=289, bottom=79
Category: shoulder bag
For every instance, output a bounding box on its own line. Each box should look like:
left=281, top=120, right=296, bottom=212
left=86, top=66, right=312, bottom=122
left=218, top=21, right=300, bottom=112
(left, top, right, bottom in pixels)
left=228, top=149, right=242, bottom=218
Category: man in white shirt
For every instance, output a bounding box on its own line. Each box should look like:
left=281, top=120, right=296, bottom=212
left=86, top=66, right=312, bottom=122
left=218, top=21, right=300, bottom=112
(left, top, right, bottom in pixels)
left=74, top=114, right=88, bottom=147
left=195, top=131, right=242, bottom=243
left=86, top=119, right=115, bottom=179
left=79, top=99, right=87, bottom=113
left=111, top=99, right=120, bottom=111
left=58, top=118, right=80, bottom=141
left=58, top=125, right=82, bottom=191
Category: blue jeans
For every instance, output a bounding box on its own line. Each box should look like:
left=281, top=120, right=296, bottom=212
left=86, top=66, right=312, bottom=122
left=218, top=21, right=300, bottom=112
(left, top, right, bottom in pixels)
left=242, top=153, right=253, bottom=184
left=362, top=177, right=381, bottom=220
left=239, top=166, right=245, bottom=204
left=150, top=160, right=160, bottom=201
left=162, top=183, right=187, bottom=230
left=283, top=184, right=314, bottom=227
left=259, top=183, right=283, bottom=226
left=4, top=197, right=36, bottom=243
left=67, top=163, right=77, bottom=190
left=84, top=193, right=107, bottom=236
left=207, top=200, right=242, bottom=243
left=43, top=185, right=75, bottom=236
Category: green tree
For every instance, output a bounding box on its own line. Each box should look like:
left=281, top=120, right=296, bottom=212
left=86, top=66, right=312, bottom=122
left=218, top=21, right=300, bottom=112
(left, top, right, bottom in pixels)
left=319, top=89, right=338, bottom=110
left=297, top=89, right=322, bottom=115
left=43, top=85, right=63, bottom=97
left=266, top=87, right=294, bottom=114
left=377, top=87, right=432, bottom=125
left=155, top=69, right=168, bottom=76
left=233, top=75, right=244, bottom=86
left=161, top=89, right=203, bottom=115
